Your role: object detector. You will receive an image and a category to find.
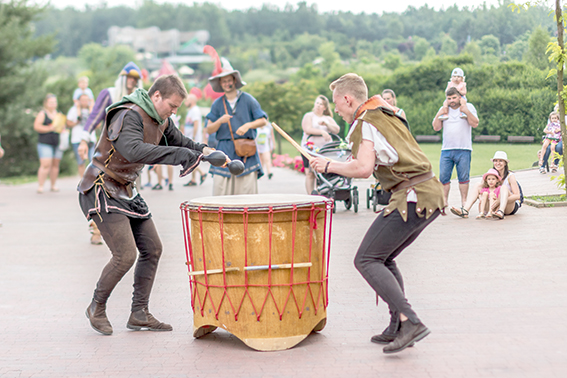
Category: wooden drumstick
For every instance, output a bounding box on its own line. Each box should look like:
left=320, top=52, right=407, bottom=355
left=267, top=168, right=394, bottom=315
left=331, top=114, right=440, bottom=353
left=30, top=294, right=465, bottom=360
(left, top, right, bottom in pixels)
left=244, top=262, right=312, bottom=271
left=271, top=122, right=313, bottom=162
left=188, top=267, right=240, bottom=276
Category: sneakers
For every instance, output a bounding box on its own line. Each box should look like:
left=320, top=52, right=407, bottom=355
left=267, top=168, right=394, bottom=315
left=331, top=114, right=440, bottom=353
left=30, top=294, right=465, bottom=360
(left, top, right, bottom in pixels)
left=127, top=308, right=172, bottom=332
left=459, top=112, right=468, bottom=119
left=268, top=173, right=273, bottom=180
left=383, top=320, right=430, bottom=354
left=86, top=299, right=113, bottom=335
left=168, top=183, right=173, bottom=191
left=438, top=114, right=449, bottom=121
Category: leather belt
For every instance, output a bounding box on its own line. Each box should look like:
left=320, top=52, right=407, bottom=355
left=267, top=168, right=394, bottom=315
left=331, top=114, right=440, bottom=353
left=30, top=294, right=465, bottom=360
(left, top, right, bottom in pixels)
left=390, top=171, right=435, bottom=193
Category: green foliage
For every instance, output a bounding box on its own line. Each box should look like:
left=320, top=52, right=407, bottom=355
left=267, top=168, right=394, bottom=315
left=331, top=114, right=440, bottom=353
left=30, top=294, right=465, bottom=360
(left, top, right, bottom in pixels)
left=479, top=34, right=501, bottom=56
left=78, top=43, right=137, bottom=95
left=246, top=80, right=319, bottom=140
left=525, top=26, right=553, bottom=70
left=0, top=1, right=55, bottom=178
left=440, top=35, right=458, bottom=56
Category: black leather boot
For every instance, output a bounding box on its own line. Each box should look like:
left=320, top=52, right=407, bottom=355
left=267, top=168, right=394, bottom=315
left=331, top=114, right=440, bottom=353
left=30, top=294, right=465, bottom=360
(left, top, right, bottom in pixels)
left=383, top=320, right=430, bottom=354
left=127, top=308, right=172, bottom=332
left=85, top=299, right=113, bottom=335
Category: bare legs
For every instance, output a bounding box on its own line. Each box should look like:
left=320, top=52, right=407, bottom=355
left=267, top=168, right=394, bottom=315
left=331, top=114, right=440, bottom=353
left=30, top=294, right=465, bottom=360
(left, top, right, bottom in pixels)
left=37, top=157, right=60, bottom=193
left=305, top=168, right=316, bottom=194
left=443, top=182, right=469, bottom=207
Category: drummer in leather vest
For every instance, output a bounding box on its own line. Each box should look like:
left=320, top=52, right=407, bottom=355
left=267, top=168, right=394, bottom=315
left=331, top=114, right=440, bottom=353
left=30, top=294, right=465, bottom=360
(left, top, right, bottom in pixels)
left=79, top=74, right=215, bottom=336
left=310, top=73, right=445, bottom=354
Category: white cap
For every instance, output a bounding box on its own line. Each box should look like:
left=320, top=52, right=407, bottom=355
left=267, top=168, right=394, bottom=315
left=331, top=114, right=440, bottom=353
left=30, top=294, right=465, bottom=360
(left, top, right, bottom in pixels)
left=451, top=68, right=464, bottom=77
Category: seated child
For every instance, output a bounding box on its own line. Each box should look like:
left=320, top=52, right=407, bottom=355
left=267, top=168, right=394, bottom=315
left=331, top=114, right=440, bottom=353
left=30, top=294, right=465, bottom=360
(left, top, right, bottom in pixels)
left=539, top=111, right=562, bottom=173
left=72, top=76, right=94, bottom=111
left=478, top=168, right=503, bottom=219
left=438, top=67, right=467, bottom=120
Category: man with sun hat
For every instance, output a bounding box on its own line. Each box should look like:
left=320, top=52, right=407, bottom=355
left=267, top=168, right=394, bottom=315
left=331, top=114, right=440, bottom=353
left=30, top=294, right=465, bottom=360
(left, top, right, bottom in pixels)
left=205, top=60, right=267, bottom=195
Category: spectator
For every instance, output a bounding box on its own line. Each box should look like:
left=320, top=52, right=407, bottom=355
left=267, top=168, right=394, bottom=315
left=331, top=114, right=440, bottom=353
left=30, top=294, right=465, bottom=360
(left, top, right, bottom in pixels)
left=182, top=94, right=207, bottom=186
left=451, top=151, right=522, bottom=220
left=432, top=87, right=479, bottom=207
left=256, top=119, right=275, bottom=179
left=67, top=94, right=95, bottom=177
left=475, top=168, right=503, bottom=219
left=73, top=76, right=94, bottom=111
left=538, top=111, right=562, bottom=173
left=34, top=93, right=65, bottom=194
left=381, top=89, right=406, bottom=120
left=300, top=95, right=340, bottom=194
left=438, top=68, right=468, bottom=120
left=205, top=62, right=267, bottom=195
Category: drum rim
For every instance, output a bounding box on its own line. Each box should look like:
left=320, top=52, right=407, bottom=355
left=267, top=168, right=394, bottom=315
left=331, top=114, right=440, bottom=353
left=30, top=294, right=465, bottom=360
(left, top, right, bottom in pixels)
left=181, top=194, right=332, bottom=212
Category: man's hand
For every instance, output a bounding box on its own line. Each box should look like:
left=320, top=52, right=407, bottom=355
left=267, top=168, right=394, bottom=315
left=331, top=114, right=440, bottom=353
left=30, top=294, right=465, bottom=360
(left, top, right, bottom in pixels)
left=235, top=122, right=251, bottom=136
left=219, top=114, right=232, bottom=124
left=310, top=157, right=329, bottom=174
left=78, top=140, right=89, bottom=160
left=202, top=146, right=215, bottom=156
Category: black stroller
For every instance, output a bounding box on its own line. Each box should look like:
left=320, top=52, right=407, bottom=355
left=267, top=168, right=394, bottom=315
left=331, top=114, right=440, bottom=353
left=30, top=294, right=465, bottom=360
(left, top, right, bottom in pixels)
left=307, top=135, right=359, bottom=213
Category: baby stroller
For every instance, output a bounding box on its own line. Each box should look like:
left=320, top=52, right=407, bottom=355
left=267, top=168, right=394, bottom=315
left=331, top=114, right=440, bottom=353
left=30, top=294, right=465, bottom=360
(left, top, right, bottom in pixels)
left=307, top=134, right=359, bottom=213
left=366, top=180, right=391, bottom=212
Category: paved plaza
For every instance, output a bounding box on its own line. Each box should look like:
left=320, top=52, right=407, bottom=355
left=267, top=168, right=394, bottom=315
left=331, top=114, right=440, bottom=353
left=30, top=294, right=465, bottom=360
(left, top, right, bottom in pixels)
left=0, top=163, right=566, bottom=378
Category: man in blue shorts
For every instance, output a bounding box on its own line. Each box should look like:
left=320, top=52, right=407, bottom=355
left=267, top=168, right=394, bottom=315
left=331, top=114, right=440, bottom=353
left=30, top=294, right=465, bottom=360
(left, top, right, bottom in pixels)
left=432, top=87, right=479, bottom=206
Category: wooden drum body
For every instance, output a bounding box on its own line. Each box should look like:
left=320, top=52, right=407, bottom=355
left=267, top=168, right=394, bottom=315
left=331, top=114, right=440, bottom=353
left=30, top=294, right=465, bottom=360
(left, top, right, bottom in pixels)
left=180, top=194, right=333, bottom=351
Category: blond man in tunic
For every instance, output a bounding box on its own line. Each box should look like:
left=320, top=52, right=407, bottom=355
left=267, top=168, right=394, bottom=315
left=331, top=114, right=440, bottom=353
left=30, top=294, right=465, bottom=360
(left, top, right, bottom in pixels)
left=311, top=73, right=445, bottom=354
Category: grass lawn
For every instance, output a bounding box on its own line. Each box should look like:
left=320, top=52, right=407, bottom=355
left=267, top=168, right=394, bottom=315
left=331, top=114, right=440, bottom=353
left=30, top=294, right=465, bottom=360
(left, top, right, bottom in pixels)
left=275, top=139, right=541, bottom=179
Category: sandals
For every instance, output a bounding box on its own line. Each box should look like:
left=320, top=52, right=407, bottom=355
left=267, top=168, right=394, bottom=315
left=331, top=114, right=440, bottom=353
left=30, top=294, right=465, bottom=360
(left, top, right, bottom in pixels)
left=200, top=174, right=207, bottom=185
left=450, top=206, right=469, bottom=218
left=539, top=166, right=546, bottom=174
left=476, top=213, right=486, bottom=220
left=491, top=209, right=504, bottom=220
left=551, top=165, right=558, bottom=173
left=152, top=183, right=163, bottom=190
left=184, top=181, right=197, bottom=187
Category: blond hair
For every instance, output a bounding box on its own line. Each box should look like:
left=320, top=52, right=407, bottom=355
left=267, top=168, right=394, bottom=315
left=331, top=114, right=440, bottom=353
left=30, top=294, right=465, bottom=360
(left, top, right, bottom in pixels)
left=549, top=111, right=560, bottom=122
left=329, top=73, right=368, bottom=102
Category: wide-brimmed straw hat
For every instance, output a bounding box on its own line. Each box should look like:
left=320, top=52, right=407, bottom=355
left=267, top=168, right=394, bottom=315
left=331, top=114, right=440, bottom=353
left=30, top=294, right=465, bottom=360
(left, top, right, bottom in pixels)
left=491, top=151, right=509, bottom=163
left=483, top=168, right=502, bottom=182
left=208, top=59, right=246, bottom=93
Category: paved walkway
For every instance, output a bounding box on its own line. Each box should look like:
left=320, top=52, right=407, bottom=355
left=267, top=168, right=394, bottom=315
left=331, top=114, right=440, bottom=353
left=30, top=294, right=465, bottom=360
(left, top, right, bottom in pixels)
left=0, top=164, right=566, bottom=378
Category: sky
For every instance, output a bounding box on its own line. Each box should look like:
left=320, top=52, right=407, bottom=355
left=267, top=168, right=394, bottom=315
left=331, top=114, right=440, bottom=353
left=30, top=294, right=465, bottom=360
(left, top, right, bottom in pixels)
left=39, top=0, right=506, bottom=15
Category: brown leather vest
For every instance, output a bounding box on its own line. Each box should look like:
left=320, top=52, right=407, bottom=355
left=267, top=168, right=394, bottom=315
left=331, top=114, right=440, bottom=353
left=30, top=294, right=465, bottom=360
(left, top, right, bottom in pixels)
left=78, top=103, right=167, bottom=199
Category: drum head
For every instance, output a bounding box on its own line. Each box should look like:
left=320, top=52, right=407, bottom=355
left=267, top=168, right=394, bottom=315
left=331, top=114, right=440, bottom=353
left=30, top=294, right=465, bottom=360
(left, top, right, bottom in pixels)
left=186, top=194, right=330, bottom=211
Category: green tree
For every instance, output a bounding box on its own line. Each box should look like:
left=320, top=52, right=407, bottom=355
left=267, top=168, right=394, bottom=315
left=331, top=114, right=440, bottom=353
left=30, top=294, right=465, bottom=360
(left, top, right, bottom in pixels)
left=506, top=39, right=528, bottom=61
left=413, top=37, right=431, bottom=61
left=78, top=43, right=137, bottom=95
left=525, top=26, right=552, bottom=70
left=479, top=34, right=501, bottom=56
left=462, top=41, right=482, bottom=64
left=383, top=52, right=402, bottom=71
left=318, top=41, right=341, bottom=74
left=0, top=0, right=54, bottom=177
left=440, top=35, right=457, bottom=56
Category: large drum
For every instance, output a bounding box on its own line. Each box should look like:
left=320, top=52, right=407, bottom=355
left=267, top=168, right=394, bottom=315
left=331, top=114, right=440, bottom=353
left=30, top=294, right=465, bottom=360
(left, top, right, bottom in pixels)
left=180, top=194, right=333, bottom=351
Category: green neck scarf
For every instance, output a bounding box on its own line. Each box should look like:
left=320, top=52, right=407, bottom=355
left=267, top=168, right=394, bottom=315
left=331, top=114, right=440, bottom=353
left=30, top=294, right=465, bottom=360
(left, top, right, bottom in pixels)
left=107, top=88, right=165, bottom=125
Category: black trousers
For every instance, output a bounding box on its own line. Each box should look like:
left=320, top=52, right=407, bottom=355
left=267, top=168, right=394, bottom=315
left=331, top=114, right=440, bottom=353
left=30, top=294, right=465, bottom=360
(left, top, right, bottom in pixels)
left=88, top=211, right=163, bottom=312
left=354, top=202, right=440, bottom=332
